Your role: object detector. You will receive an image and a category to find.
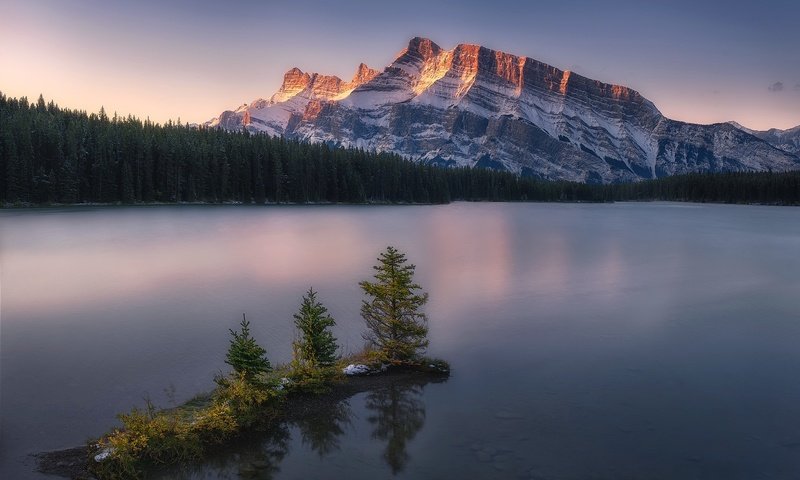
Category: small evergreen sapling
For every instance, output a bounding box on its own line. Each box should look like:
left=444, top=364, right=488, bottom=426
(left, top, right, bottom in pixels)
left=293, top=287, right=338, bottom=368
left=225, top=314, right=271, bottom=381
left=360, top=246, right=429, bottom=362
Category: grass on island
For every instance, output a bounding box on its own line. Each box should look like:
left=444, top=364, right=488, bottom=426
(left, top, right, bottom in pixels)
left=89, top=352, right=449, bottom=479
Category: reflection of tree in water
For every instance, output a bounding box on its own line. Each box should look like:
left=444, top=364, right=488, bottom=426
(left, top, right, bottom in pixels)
left=155, top=423, right=291, bottom=480
left=295, top=399, right=353, bottom=457
left=153, top=376, right=445, bottom=479
left=366, top=381, right=427, bottom=475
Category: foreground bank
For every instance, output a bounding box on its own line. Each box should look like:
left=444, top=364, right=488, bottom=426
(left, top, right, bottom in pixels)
left=37, top=361, right=449, bottom=479
left=38, top=245, right=447, bottom=479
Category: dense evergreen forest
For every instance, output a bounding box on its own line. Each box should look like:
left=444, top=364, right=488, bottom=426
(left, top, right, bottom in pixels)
left=2, top=93, right=798, bottom=206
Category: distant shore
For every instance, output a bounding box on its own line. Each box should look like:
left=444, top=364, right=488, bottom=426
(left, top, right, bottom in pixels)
left=2, top=200, right=449, bottom=209
left=6, top=198, right=800, bottom=211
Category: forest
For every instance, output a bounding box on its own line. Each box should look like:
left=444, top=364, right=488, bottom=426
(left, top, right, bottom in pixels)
left=2, top=93, right=798, bottom=206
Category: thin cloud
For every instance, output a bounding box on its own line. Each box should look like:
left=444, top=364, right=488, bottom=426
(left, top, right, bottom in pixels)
left=768, top=81, right=785, bottom=92
left=794, top=83, right=800, bottom=91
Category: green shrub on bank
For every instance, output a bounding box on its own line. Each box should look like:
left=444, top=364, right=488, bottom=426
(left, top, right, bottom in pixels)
left=90, top=374, right=282, bottom=479
left=190, top=402, right=238, bottom=444
left=287, top=363, right=340, bottom=394
left=91, top=402, right=205, bottom=479
left=213, top=372, right=283, bottom=427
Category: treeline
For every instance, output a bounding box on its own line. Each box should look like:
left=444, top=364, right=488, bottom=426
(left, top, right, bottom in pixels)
left=1, top=93, right=798, bottom=206
left=0, top=93, right=582, bottom=205
left=604, top=171, right=800, bottom=205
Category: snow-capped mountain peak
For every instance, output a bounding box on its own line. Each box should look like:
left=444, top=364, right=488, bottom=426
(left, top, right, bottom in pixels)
left=205, top=37, right=800, bottom=182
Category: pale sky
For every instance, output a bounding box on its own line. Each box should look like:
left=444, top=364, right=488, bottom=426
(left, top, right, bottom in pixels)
left=1, top=0, right=799, bottom=130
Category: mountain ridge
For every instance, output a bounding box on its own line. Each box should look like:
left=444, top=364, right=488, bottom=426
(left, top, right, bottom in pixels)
left=727, top=122, right=800, bottom=155
left=206, top=37, right=800, bottom=183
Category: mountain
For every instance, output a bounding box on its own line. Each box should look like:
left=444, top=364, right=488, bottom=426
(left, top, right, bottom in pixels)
left=728, top=122, right=800, bottom=156
left=206, top=37, right=800, bottom=183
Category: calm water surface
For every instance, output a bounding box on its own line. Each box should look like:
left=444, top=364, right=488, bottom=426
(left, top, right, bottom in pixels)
left=2, top=203, right=800, bottom=479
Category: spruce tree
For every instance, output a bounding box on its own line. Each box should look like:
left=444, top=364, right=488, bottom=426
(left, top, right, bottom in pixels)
left=360, top=246, right=429, bottom=362
left=293, top=287, right=338, bottom=367
left=225, top=314, right=271, bottom=381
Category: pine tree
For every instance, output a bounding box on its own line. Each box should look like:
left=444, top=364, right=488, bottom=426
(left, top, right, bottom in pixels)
left=225, top=314, right=271, bottom=381
left=360, top=246, right=429, bottom=362
left=293, top=287, right=338, bottom=367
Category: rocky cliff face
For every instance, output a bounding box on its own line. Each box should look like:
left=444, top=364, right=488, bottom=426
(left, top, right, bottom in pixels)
left=206, top=37, right=800, bottom=183
left=728, top=122, right=800, bottom=156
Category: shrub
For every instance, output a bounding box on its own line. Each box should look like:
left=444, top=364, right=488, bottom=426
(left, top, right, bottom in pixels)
left=213, top=372, right=282, bottom=427
left=91, top=400, right=202, bottom=479
left=287, top=362, right=338, bottom=394
left=190, top=402, right=238, bottom=444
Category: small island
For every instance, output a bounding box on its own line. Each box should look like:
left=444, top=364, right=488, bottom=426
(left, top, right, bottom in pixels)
left=37, top=246, right=449, bottom=479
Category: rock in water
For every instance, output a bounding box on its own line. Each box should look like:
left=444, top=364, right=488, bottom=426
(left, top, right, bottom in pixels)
left=94, top=447, right=113, bottom=462
left=342, top=364, right=371, bottom=376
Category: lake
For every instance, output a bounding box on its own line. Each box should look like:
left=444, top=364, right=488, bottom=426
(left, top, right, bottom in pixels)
left=2, top=202, right=800, bottom=479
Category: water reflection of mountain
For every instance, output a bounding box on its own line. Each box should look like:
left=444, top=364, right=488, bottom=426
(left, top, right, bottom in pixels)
left=151, top=372, right=446, bottom=479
